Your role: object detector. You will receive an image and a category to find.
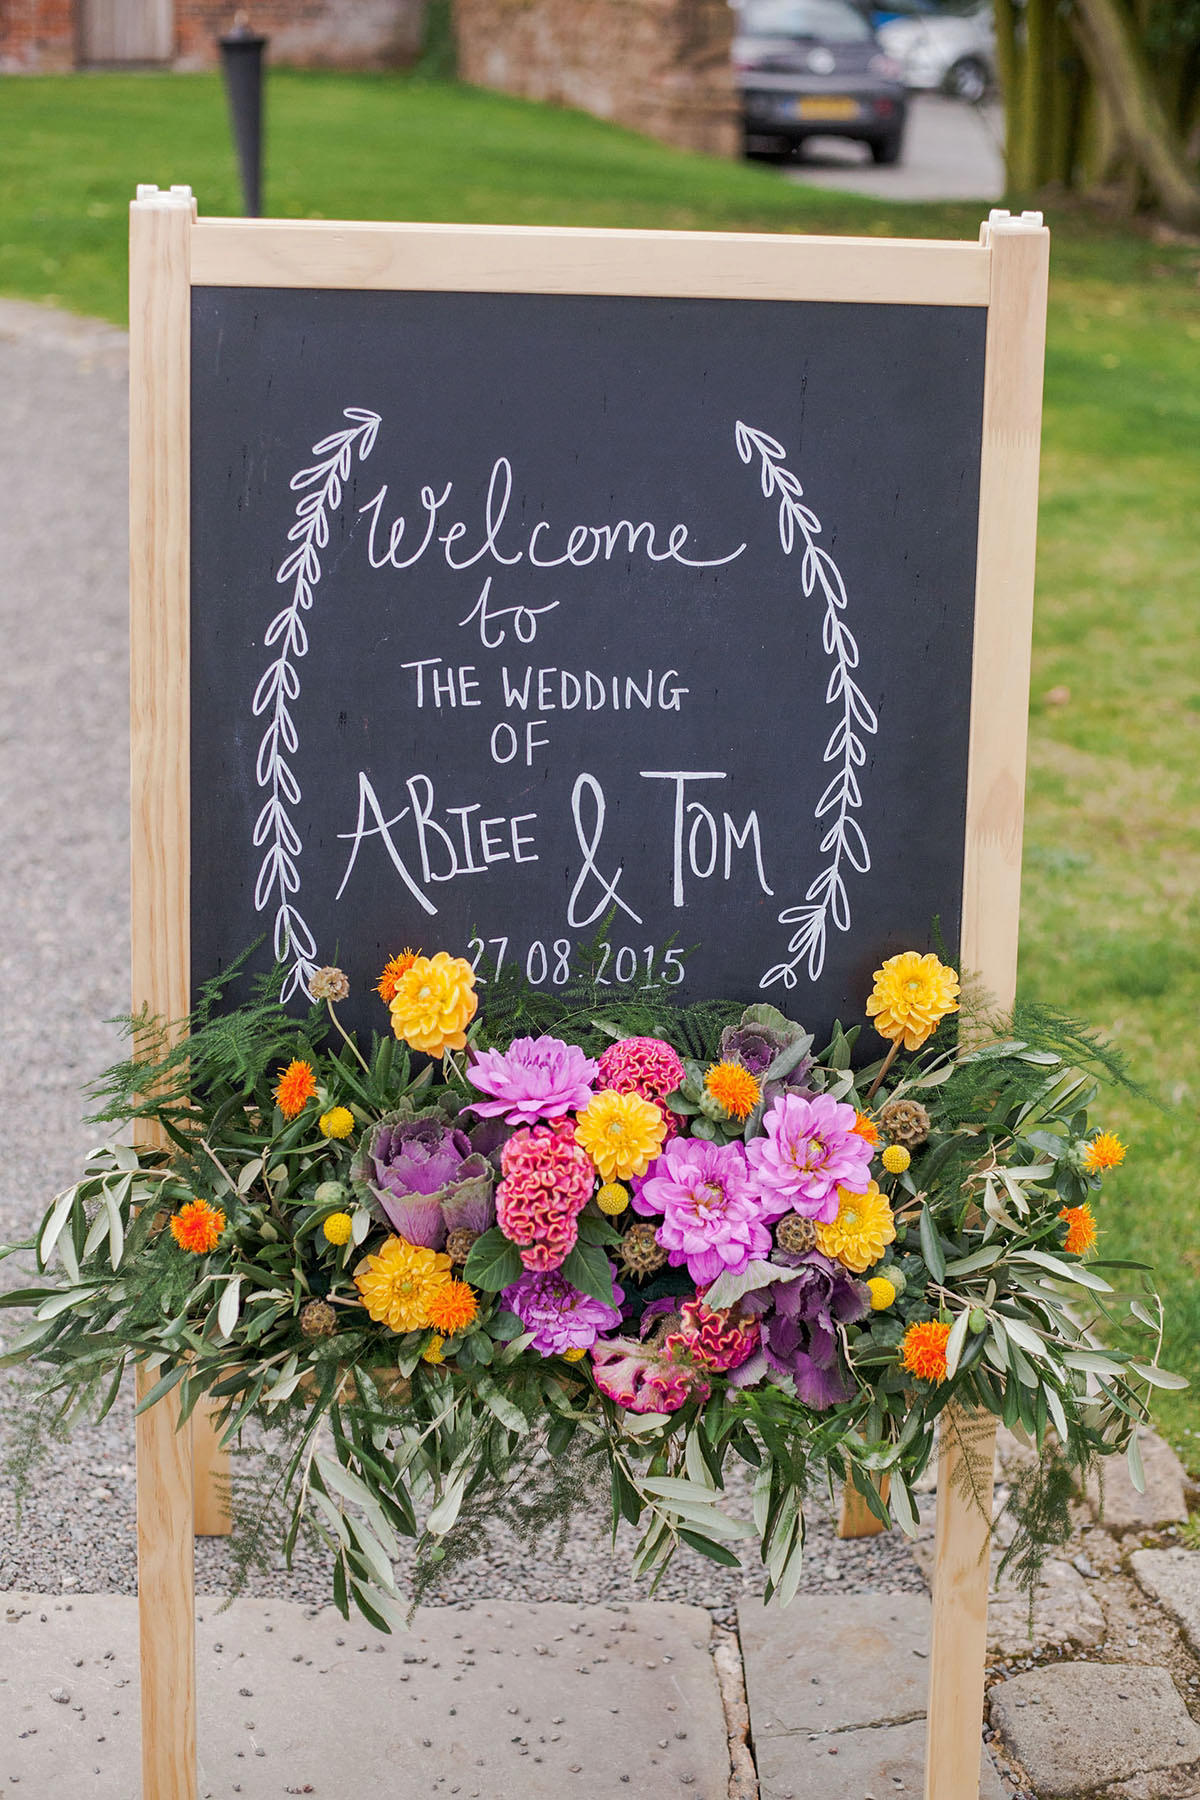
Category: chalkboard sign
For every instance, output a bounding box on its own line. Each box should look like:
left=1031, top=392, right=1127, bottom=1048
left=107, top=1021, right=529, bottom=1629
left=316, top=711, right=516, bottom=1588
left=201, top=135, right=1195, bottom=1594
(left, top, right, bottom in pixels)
left=190, top=286, right=985, bottom=1041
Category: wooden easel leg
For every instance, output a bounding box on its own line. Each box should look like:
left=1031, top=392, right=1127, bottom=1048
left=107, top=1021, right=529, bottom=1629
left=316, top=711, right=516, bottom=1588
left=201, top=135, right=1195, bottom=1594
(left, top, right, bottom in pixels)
left=136, top=1366, right=198, bottom=1800
left=837, top=1472, right=891, bottom=1538
left=924, top=1406, right=997, bottom=1800
left=192, top=1404, right=233, bottom=1537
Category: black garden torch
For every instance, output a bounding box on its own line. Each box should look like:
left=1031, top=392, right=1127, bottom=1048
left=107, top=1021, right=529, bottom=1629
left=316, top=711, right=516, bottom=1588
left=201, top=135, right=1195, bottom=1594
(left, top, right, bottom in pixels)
left=219, top=11, right=268, bottom=217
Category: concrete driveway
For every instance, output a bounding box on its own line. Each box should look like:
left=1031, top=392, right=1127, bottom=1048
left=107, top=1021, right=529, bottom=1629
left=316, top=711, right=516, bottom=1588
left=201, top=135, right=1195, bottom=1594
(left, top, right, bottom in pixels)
left=784, top=92, right=1004, bottom=202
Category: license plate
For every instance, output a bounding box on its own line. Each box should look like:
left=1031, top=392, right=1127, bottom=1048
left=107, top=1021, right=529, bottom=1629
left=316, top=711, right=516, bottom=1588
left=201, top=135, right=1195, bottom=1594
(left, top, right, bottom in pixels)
left=794, top=96, right=858, bottom=120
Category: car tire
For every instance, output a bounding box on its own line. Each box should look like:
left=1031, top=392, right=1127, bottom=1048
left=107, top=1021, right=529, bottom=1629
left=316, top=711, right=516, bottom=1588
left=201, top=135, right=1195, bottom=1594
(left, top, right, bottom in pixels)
left=743, top=129, right=793, bottom=163
left=944, top=56, right=989, bottom=102
left=869, top=131, right=904, bottom=165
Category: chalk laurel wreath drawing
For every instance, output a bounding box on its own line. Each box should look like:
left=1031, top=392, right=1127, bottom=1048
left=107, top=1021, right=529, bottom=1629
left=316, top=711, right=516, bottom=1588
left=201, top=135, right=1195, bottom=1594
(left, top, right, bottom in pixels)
left=253, top=412, right=875, bottom=1001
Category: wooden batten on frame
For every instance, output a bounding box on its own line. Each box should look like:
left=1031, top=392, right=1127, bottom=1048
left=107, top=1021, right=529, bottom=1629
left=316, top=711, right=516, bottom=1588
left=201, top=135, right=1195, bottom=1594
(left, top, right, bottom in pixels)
left=128, top=188, right=1049, bottom=1800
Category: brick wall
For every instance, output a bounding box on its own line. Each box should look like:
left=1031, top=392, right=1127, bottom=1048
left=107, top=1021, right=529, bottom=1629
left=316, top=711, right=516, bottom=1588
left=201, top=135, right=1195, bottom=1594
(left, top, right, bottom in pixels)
left=0, top=0, right=425, bottom=70
left=453, top=0, right=739, bottom=157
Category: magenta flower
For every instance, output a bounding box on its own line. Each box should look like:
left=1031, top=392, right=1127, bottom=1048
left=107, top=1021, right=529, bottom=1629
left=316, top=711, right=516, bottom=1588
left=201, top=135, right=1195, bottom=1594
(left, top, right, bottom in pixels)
left=634, top=1137, right=771, bottom=1286
left=502, top=1265, right=624, bottom=1356
left=468, top=1035, right=598, bottom=1128
left=590, top=1337, right=710, bottom=1414
left=596, top=1036, right=685, bottom=1102
left=495, top=1120, right=596, bottom=1272
left=664, top=1298, right=760, bottom=1373
left=746, top=1092, right=872, bottom=1223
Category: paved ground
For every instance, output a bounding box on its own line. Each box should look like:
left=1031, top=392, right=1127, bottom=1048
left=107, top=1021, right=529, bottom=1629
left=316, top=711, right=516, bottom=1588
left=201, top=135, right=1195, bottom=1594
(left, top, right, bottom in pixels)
left=784, top=94, right=1004, bottom=202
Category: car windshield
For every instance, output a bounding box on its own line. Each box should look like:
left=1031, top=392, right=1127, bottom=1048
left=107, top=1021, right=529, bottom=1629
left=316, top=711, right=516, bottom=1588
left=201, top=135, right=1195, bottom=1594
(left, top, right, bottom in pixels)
left=739, top=0, right=873, bottom=40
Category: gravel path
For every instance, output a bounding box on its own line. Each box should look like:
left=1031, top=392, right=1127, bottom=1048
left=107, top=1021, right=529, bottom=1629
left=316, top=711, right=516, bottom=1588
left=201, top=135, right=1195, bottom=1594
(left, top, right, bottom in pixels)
left=0, top=297, right=929, bottom=1624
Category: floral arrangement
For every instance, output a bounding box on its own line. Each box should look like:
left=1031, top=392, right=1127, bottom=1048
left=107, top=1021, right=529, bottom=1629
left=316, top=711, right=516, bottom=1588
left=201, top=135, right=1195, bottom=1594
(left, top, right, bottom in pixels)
left=0, top=940, right=1180, bottom=1631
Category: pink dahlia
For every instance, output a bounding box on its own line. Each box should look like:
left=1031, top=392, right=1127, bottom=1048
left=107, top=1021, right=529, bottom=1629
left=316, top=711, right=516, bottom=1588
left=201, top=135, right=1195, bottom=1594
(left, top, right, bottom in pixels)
left=496, top=1120, right=595, bottom=1272
left=468, top=1035, right=598, bottom=1127
left=634, top=1137, right=771, bottom=1285
left=746, top=1092, right=872, bottom=1223
left=590, top=1337, right=710, bottom=1414
left=502, top=1265, right=624, bottom=1355
left=596, top=1037, right=685, bottom=1102
left=665, top=1298, right=760, bottom=1373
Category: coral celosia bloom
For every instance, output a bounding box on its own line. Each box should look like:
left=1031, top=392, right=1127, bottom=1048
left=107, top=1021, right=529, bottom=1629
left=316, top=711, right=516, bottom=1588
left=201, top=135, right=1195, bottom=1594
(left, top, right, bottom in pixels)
left=814, top=1182, right=896, bottom=1274
left=665, top=1298, right=760, bottom=1373
left=425, top=1280, right=479, bottom=1336
left=319, top=1106, right=355, bottom=1140
left=496, top=1121, right=595, bottom=1271
left=468, top=1035, right=598, bottom=1126
left=636, top=1137, right=771, bottom=1285
left=388, top=951, right=478, bottom=1056
left=703, top=1061, right=761, bottom=1121
left=574, top=1089, right=667, bottom=1183
left=746, top=1092, right=873, bottom=1222
left=169, top=1198, right=226, bottom=1254
left=596, top=1036, right=685, bottom=1102
left=852, top=1112, right=881, bottom=1146
left=376, top=949, right=418, bottom=1005
left=354, top=1236, right=452, bottom=1333
left=1083, top=1132, right=1126, bottom=1174
left=590, top=1337, right=710, bottom=1414
left=901, top=1320, right=952, bottom=1382
left=1059, top=1203, right=1098, bottom=1256
left=866, top=951, right=960, bottom=1051
left=502, top=1265, right=624, bottom=1356
left=274, top=1059, right=318, bottom=1118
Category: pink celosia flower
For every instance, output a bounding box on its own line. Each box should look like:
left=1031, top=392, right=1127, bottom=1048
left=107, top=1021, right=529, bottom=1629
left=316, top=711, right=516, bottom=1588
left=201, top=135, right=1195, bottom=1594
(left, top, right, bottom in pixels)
left=496, top=1120, right=595, bottom=1272
left=596, top=1037, right=685, bottom=1102
left=746, top=1092, right=872, bottom=1223
left=665, top=1298, right=760, bottom=1373
left=634, top=1137, right=771, bottom=1285
left=502, top=1265, right=624, bottom=1355
left=468, top=1035, right=598, bottom=1127
left=590, top=1337, right=710, bottom=1414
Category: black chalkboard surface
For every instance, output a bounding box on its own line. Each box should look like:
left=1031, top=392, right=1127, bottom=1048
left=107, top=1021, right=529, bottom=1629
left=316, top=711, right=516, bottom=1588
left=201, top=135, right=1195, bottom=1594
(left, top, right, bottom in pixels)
left=190, top=286, right=986, bottom=1043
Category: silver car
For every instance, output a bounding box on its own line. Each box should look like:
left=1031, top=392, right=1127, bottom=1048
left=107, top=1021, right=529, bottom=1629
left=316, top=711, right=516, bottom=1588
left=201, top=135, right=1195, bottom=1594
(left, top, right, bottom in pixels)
left=874, top=0, right=995, bottom=101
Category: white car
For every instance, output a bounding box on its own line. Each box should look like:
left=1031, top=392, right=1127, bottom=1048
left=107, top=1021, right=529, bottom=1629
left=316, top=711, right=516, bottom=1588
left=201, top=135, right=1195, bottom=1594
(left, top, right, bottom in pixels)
left=875, top=1, right=995, bottom=101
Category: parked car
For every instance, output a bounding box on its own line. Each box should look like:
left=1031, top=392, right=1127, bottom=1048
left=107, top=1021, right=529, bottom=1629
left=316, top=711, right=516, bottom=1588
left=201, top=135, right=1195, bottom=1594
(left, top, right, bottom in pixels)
left=734, top=0, right=909, bottom=164
left=874, top=0, right=995, bottom=100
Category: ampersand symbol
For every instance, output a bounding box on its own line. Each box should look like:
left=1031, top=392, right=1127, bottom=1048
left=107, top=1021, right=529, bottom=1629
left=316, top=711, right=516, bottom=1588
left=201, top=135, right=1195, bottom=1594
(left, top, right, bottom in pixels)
left=567, top=773, right=643, bottom=928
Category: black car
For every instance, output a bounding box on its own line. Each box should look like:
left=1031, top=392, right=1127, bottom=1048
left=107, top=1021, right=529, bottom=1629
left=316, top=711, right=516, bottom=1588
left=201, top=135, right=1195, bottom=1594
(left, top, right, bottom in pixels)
left=735, top=0, right=908, bottom=164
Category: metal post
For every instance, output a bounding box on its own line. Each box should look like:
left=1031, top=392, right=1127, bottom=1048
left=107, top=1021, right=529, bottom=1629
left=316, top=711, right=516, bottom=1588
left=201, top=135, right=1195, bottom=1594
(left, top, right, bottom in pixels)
left=218, top=13, right=268, bottom=217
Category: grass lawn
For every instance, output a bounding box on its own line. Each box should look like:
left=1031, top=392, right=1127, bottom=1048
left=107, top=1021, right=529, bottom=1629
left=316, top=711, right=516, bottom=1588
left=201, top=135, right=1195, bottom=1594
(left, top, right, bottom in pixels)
left=2, top=71, right=1199, bottom=1462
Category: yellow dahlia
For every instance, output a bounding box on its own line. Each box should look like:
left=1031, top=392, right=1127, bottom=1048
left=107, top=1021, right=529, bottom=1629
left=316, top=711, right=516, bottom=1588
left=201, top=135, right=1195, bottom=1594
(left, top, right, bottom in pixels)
left=354, top=1236, right=452, bottom=1333
left=866, top=952, right=960, bottom=1051
left=901, top=1319, right=952, bottom=1382
left=1059, top=1202, right=1098, bottom=1256
left=274, top=1058, right=318, bottom=1118
left=815, top=1181, right=896, bottom=1274
left=425, top=1280, right=479, bottom=1336
left=867, top=1276, right=897, bottom=1311
left=388, top=951, right=478, bottom=1056
left=703, top=1061, right=761, bottom=1121
left=319, top=1105, right=355, bottom=1140
left=169, top=1198, right=226, bottom=1254
left=574, top=1089, right=667, bottom=1182
left=322, top=1211, right=354, bottom=1246
left=1083, top=1132, right=1126, bottom=1174
left=377, top=948, right=418, bottom=1005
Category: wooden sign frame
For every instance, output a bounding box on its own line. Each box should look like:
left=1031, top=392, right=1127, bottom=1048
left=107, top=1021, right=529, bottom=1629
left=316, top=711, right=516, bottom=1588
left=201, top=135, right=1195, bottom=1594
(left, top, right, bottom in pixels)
left=129, top=185, right=1048, bottom=1800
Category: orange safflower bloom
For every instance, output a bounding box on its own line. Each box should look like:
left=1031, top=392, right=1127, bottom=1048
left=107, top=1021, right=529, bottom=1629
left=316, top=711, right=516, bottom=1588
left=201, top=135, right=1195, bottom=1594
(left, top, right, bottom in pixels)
left=169, top=1198, right=226, bottom=1254
left=274, top=1059, right=318, bottom=1118
left=703, top=1061, right=761, bottom=1121
left=901, top=1319, right=952, bottom=1382
left=377, top=949, right=418, bottom=1005
left=425, top=1280, right=479, bottom=1336
left=1083, top=1132, right=1126, bottom=1174
left=852, top=1112, right=881, bottom=1147
left=1060, top=1202, right=1098, bottom=1256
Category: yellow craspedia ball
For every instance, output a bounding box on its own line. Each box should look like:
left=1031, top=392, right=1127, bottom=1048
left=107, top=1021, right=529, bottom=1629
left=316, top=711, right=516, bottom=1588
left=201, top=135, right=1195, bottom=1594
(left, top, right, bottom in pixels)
left=422, top=1334, right=445, bottom=1365
left=319, top=1106, right=356, bottom=1140
left=561, top=1346, right=588, bottom=1363
left=322, top=1211, right=354, bottom=1246
left=597, top=1181, right=630, bottom=1216
left=867, top=1276, right=898, bottom=1311
left=881, top=1144, right=911, bottom=1174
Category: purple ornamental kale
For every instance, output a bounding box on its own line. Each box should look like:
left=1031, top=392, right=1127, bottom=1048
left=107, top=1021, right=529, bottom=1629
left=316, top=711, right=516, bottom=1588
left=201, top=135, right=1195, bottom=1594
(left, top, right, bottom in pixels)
left=349, top=1108, right=494, bottom=1250
left=737, top=1252, right=868, bottom=1410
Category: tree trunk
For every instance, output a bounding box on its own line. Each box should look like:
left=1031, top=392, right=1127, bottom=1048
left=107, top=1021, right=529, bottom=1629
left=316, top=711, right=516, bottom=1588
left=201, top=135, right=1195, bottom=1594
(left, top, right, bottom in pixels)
left=1070, top=0, right=1200, bottom=226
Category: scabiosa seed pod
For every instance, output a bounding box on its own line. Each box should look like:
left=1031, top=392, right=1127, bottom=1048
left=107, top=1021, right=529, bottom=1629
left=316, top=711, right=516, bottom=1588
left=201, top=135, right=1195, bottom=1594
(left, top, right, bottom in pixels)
left=618, top=1221, right=668, bottom=1278
left=878, top=1099, right=931, bottom=1148
left=299, top=1300, right=338, bottom=1338
left=445, top=1226, right=479, bottom=1266
left=309, top=966, right=350, bottom=1002
left=775, top=1214, right=818, bottom=1255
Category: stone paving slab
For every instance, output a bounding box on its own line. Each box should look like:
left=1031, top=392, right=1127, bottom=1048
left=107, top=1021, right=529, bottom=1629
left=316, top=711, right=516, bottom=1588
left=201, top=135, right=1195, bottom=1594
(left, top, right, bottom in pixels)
left=989, top=1662, right=1200, bottom=1798
left=739, top=1593, right=1005, bottom=1799
left=1083, top=1429, right=1188, bottom=1534
left=0, top=1595, right=731, bottom=1798
left=1132, top=1549, right=1200, bottom=1656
